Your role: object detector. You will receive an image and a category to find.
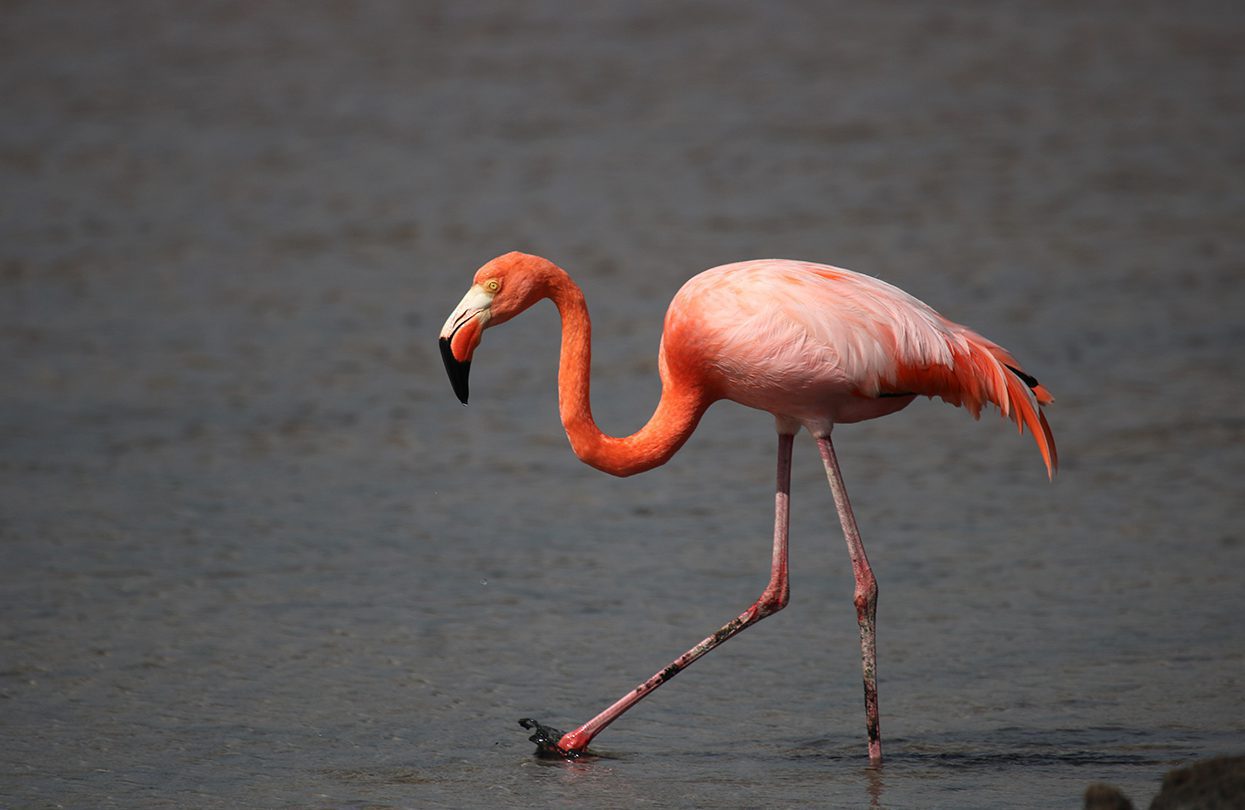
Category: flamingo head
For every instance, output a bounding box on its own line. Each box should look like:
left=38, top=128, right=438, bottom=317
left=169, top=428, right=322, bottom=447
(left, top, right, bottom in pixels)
left=439, top=252, right=558, bottom=403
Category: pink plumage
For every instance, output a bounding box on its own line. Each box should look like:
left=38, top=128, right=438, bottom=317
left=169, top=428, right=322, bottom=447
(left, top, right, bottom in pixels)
left=663, top=259, right=1056, bottom=474
left=439, top=251, right=1057, bottom=761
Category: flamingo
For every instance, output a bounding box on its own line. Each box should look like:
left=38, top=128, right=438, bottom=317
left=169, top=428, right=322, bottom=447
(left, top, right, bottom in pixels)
left=438, top=251, right=1056, bottom=762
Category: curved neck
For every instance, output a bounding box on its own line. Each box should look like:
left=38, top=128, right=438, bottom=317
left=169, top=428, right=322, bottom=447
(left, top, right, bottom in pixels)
left=547, top=272, right=708, bottom=477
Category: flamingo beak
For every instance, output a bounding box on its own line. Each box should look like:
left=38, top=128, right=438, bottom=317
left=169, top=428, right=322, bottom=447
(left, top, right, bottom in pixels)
left=439, top=337, right=471, bottom=404
left=439, top=285, right=493, bottom=404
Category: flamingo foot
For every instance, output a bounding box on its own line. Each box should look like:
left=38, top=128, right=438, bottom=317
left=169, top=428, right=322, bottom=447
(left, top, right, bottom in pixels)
left=518, top=718, right=584, bottom=759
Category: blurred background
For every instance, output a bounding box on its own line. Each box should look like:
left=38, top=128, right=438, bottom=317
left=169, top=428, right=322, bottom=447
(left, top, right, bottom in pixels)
left=2, top=2, right=1242, bottom=807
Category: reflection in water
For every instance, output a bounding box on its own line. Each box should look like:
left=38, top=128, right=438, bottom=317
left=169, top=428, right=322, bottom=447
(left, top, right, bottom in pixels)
left=866, top=763, right=885, bottom=808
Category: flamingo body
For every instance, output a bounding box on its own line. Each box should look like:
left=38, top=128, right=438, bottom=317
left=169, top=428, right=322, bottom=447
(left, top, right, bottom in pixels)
left=661, top=260, right=1054, bottom=468
left=439, top=251, right=1056, bottom=761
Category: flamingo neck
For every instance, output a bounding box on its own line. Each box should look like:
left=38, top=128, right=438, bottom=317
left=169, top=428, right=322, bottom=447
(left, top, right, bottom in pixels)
left=547, top=272, right=707, bottom=477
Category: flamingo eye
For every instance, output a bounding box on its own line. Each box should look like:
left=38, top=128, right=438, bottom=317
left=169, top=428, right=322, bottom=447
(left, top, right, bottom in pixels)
left=484, top=279, right=501, bottom=293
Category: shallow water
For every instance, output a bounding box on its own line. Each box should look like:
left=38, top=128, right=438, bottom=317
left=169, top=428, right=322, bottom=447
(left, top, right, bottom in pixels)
left=3, top=2, right=1244, bottom=807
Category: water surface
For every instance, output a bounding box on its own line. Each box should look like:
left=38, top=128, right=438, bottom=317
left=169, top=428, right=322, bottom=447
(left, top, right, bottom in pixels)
left=3, top=2, right=1243, bottom=807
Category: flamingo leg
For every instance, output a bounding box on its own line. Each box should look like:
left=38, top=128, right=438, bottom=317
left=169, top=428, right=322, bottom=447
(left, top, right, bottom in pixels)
left=527, top=432, right=797, bottom=757
left=815, top=433, right=882, bottom=763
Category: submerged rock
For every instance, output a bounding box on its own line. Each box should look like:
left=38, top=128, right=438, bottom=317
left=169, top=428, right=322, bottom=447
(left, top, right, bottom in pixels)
left=1150, top=756, right=1245, bottom=810
left=1084, top=782, right=1133, bottom=810
left=1085, top=756, right=1245, bottom=810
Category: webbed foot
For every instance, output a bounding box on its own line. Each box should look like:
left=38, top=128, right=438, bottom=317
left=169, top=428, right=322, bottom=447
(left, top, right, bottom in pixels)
left=518, top=718, right=584, bottom=759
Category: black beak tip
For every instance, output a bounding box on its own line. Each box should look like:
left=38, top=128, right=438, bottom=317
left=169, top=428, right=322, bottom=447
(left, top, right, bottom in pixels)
left=439, top=337, right=470, bottom=404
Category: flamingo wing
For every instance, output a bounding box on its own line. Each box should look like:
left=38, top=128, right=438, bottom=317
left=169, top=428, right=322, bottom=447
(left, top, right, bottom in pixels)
left=668, top=260, right=1057, bottom=477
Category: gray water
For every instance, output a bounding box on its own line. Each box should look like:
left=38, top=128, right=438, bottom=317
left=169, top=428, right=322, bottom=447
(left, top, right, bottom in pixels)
left=3, top=2, right=1243, bottom=807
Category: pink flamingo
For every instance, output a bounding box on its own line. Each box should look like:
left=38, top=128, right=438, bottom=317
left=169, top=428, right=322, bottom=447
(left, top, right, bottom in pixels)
left=439, top=251, right=1056, bottom=762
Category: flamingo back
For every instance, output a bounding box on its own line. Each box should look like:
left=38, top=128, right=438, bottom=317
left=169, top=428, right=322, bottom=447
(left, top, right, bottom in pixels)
left=660, top=260, right=1057, bottom=476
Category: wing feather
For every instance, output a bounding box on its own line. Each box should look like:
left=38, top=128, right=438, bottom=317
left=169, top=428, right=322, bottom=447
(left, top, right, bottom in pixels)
left=670, top=260, right=1057, bottom=477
